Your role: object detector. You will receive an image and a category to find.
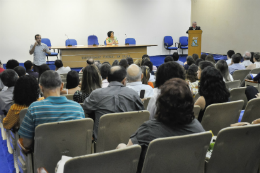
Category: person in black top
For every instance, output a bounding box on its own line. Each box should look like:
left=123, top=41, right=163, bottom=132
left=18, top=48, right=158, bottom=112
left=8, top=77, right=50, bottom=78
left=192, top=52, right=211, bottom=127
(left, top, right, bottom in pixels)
left=117, top=78, right=205, bottom=173
left=24, top=60, right=39, bottom=78
left=186, top=21, right=201, bottom=34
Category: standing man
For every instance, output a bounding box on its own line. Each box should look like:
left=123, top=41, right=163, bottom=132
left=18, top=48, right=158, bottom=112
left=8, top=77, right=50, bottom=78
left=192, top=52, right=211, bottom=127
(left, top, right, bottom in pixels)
left=186, top=21, right=201, bottom=34
left=29, top=34, right=51, bottom=73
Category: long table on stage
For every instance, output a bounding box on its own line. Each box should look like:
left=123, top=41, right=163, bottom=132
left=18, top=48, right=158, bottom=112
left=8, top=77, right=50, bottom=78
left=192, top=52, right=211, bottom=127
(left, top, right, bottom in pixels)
left=51, top=44, right=157, bottom=68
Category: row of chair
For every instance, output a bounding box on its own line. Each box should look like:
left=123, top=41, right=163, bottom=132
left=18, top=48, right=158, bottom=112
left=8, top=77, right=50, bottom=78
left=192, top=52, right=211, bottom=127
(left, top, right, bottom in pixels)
left=164, top=36, right=188, bottom=54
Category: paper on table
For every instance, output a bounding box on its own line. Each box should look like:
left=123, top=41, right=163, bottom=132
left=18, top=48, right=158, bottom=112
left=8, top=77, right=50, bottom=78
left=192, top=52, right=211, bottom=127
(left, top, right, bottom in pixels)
left=76, top=45, right=84, bottom=46
left=56, top=155, right=73, bottom=173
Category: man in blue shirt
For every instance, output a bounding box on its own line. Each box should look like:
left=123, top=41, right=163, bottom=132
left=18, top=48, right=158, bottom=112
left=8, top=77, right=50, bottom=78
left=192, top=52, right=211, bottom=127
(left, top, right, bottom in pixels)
left=18, top=70, right=84, bottom=149
left=228, top=54, right=245, bottom=75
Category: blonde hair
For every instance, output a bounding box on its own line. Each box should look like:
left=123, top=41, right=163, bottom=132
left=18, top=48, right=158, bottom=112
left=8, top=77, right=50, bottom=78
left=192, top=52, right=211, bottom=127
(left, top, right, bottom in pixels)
left=134, top=59, right=142, bottom=67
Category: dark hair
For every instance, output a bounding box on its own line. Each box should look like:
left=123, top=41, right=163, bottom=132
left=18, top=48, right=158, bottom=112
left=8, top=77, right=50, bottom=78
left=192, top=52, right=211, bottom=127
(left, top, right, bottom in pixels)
left=232, top=54, right=241, bottom=63
left=164, top=56, right=174, bottom=63
left=100, top=63, right=111, bottom=79
left=66, top=71, right=79, bottom=89
left=187, top=56, right=195, bottom=65
left=172, top=52, right=179, bottom=61
left=187, top=64, right=198, bottom=82
left=119, top=59, right=129, bottom=69
left=250, top=52, right=255, bottom=63
left=216, top=60, right=231, bottom=81
left=107, top=31, right=114, bottom=37
left=141, top=58, right=150, bottom=66
left=0, top=69, right=18, bottom=87
left=141, top=66, right=150, bottom=84
left=87, top=59, right=94, bottom=65
left=192, top=54, right=199, bottom=62
left=102, top=61, right=110, bottom=65
left=24, top=60, right=33, bottom=70
left=155, top=78, right=194, bottom=126
left=199, top=67, right=230, bottom=102
left=142, top=54, right=150, bottom=60
left=40, top=70, right=61, bottom=89
left=107, top=66, right=127, bottom=83
left=227, top=50, right=235, bottom=58
left=35, top=34, right=40, bottom=39
left=254, top=52, right=260, bottom=62
left=200, top=54, right=207, bottom=60
left=38, top=64, right=50, bottom=82
left=112, top=60, right=119, bottom=66
left=6, top=59, right=19, bottom=69
left=155, top=62, right=185, bottom=88
left=205, top=54, right=215, bottom=63
left=14, top=66, right=26, bottom=77
left=81, top=65, right=101, bottom=94
left=126, top=57, right=133, bottom=65
left=13, top=75, right=39, bottom=106
left=199, top=61, right=215, bottom=70
left=143, top=61, right=153, bottom=73
left=55, top=60, right=63, bottom=68
left=195, top=59, right=204, bottom=66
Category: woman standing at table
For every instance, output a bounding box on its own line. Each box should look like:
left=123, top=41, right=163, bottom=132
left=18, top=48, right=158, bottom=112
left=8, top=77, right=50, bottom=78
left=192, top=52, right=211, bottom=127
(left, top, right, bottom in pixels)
left=106, top=31, right=118, bottom=45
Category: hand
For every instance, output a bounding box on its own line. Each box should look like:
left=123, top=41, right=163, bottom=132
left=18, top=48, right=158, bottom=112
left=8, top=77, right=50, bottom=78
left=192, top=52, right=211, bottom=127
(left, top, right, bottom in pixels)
left=256, top=93, right=260, bottom=98
left=34, top=42, right=38, bottom=46
left=116, top=143, right=127, bottom=149
left=252, top=119, right=260, bottom=124
left=42, top=49, right=47, bottom=53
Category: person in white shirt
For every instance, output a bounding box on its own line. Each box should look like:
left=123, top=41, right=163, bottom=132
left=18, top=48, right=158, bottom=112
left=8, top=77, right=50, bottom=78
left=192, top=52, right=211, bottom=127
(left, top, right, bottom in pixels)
left=241, top=51, right=252, bottom=67
left=100, top=63, right=111, bottom=88
left=126, top=64, right=153, bottom=98
left=55, top=60, right=71, bottom=75
left=143, top=60, right=156, bottom=82
left=226, top=50, right=235, bottom=66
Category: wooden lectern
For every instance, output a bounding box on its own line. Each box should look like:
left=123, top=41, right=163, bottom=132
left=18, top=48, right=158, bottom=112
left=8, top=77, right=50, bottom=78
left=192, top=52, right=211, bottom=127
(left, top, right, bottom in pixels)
left=188, top=30, right=202, bottom=56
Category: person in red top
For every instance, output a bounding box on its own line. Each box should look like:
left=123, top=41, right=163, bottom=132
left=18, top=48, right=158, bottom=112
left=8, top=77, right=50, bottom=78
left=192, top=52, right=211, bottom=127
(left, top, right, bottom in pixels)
left=0, top=61, right=5, bottom=73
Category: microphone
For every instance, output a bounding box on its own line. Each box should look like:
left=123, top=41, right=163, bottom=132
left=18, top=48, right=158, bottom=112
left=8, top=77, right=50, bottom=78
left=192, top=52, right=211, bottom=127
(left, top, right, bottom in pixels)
left=65, top=34, right=72, bottom=46
left=125, top=34, right=129, bottom=45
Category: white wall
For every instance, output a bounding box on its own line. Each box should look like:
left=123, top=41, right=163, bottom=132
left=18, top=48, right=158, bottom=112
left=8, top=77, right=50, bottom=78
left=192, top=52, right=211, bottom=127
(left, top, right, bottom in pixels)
left=0, top=0, right=191, bottom=63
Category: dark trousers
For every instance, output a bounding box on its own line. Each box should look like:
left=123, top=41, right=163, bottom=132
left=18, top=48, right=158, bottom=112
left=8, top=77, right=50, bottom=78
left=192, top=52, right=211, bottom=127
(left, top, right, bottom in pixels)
left=33, top=64, right=41, bottom=73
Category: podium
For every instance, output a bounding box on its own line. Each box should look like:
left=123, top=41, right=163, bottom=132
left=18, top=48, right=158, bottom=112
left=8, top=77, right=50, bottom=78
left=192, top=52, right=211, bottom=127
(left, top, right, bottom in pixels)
left=188, top=30, right=202, bottom=56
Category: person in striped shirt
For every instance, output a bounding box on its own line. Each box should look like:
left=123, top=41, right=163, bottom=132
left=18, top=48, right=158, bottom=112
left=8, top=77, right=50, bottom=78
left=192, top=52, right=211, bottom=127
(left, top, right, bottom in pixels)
left=18, top=70, right=85, bottom=150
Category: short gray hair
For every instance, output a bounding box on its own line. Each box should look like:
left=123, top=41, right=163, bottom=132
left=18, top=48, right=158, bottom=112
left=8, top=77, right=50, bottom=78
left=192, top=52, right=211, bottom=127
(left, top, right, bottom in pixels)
left=39, top=70, right=62, bottom=89
left=192, top=21, right=197, bottom=24
left=244, top=51, right=251, bottom=59
left=126, top=65, right=142, bottom=82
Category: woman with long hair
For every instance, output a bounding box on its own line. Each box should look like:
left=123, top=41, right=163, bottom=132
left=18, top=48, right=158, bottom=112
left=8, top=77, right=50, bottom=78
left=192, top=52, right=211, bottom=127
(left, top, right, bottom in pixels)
left=216, top=60, right=234, bottom=82
left=61, top=70, right=81, bottom=95
left=141, top=66, right=154, bottom=88
left=186, top=64, right=199, bottom=96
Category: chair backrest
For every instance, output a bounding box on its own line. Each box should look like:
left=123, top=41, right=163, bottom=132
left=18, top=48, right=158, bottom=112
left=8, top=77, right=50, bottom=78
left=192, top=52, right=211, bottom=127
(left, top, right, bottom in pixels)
left=64, top=94, right=73, bottom=100
left=88, top=35, right=99, bottom=45
left=143, top=97, right=151, bottom=110
left=34, top=119, right=94, bottom=173
left=251, top=68, right=260, bottom=74
left=60, top=73, right=67, bottom=78
left=201, top=100, right=244, bottom=135
left=125, top=38, right=136, bottom=44
left=96, top=111, right=150, bottom=152
left=229, top=87, right=248, bottom=109
left=141, top=132, right=212, bottom=173
left=179, top=36, right=188, bottom=46
left=232, top=69, right=251, bottom=84
left=164, top=36, right=173, bottom=47
left=65, top=39, right=77, bottom=46
left=225, top=80, right=241, bottom=90
left=19, top=108, right=28, bottom=125
left=104, top=40, right=107, bottom=45
left=241, top=98, right=260, bottom=123
left=193, top=105, right=201, bottom=119
left=41, top=38, right=52, bottom=47
left=64, top=145, right=141, bottom=173
left=205, top=125, right=260, bottom=173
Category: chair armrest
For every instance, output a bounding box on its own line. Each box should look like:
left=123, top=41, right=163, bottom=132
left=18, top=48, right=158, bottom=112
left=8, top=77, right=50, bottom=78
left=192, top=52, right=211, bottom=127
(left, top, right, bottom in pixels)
left=18, top=138, right=32, bottom=154
left=164, top=43, right=168, bottom=48
left=175, top=42, right=179, bottom=48
left=245, top=79, right=258, bottom=83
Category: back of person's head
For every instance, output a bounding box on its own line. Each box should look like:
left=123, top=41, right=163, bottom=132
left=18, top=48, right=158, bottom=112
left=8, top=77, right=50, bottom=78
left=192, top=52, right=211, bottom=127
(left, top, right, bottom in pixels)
left=216, top=60, right=231, bottom=81
left=142, top=54, right=150, bottom=60
left=0, top=69, right=18, bottom=87
left=55, top=60, right=63, bottom=68
left=254, top=52, right=260, bottom=62
left=126, top=57, right=133, bottom=65
left=187, top=56, right=195, bottom=65
left=164, top=56, right=174, bottom=63
left=14, top=66, right=26, bottom=77
left=192, top=54, right=199, bottom=62
left=200, top=54, right=207, bottom=60
left=236, top=53, right=242, bottom=61
left=82, top=65, right=101, bottom=94
left=155, top=78, right=194, bottom=126
left=100, top=63, right=111, bottom=80
left=102, top=61, right=110, bottom=65
left=243, top=51, right=251, bottom=60
left=126, top=64, right=142, bottom=82
left=187, top=64, right=198, bottom=82
left=227, top=50, right=235, bottom=58
left=107, top=66, right=127, bottom=83
left=13, top=75, right=39, bottom=106
left=155, top=62, right=185, bottom=88
left=195, top=59, right=204, bottom=66
left=143, top=60, right=153, bottom=73
left=199, top=61, right=215, bottom=71
left=24, top=60, right=33, bottom=70
left=66, top=71, right=79, bottom=89
left=199, top=67, right=230, bottom=101
left=141, top=66, right=150, bottom=85
left=205, top=54, right=215, bottom=63
left=38, top=64, right=50, bottom=81
left=6, top=59, right=19, bottom=69
left=232, top=54, right=241, bottom=63
left=141, top=57, right=150, bottom=66
left=87, top=58, right=94, bottom=65
left=112, top=60, right=119, bottom=66
left=172, top=52, right=179, bottom=61
left=119, top=59, right=129, bottom=69
left=39, top=70, right=61, bottom=90
left=134, top=59, right=142, bottom=67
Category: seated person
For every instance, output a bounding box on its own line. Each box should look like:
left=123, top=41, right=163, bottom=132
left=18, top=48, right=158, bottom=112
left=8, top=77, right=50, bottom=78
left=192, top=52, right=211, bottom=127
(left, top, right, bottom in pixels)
left=0, top=59, right=19, bottom=91
left=79, top=58, right=94, bottom=73
left=55, top=60, right=71, bottom=75
left=226, top=50, right=235, bottom=65
left=119, top=59, right=129, bottom=69
left=173, top=52, right=184, bottom=66
left=134, top=59, right=142, bottom=67
left=82, top=66, right=144, bottom=140
left=0, top=61, right=4, bottom=73
left=184, top=56, right=195, bottom=70
left=205, top=54, right=216, bottom=64
left=143, top=61, right=155, bottom=82
left=117, top=78, right=205, bottom=173
left=3, top=75, right=43, bottom=130
left=141, top=66, right=154, bottom=88
left=228, top=54, right=245, bottom=75
left=24, top=60, right=39, bottom=78
left=142, top=54, right=157, bottom=72
left=241, top=51, right=252, bottom=67
left=216, top=60, right=234, bottom=82
left=195, top=59, right=204, bottom=66
left=195, top=67, right=230, bottom=122
left=126, top=57, right=133, bottom=65
left=164, top=56, right=173, bottom=63
left=192, top=54, right=199, bottom=62
left=106, top=31, right=118, bottom=45
left=60, top=71, right=81, bottom=95
left=38, top=64, right=50, bottom=82
left=73, top=65, right=101, bottom=103
left=187, top=64, right=199, bottom=96
left=148, top=62, right=185, bottom=120
left=126, top=64, right=154, bottom=98
left=100, top=63, right=111, bottom=88
left=112, top=60, right=119, bottom=66
left=200, top=54, right=207, bottom=60
left=247, top=52, right=260, bottom=70
left=14, top=66, right=26, bottom=77
left=18, top=70, right=85, bottom=150
left=0, top=69, right=18, bottom=115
